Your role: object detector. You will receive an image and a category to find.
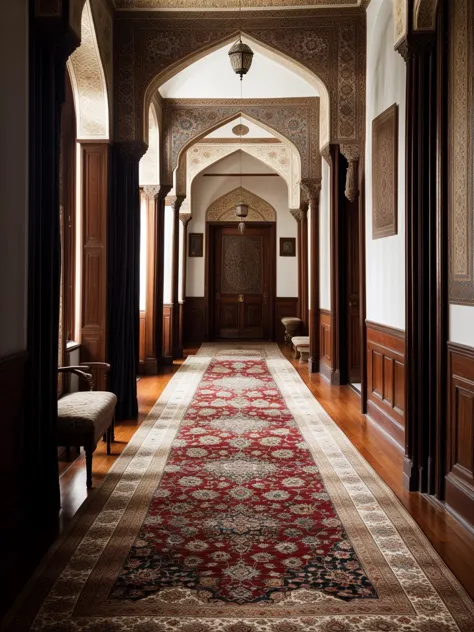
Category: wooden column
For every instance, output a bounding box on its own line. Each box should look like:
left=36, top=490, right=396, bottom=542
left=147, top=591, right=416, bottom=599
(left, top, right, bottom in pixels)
left=291, top=201, right=309, bottom=333
left=396, top=12, right=446, bottom=495
left=178, top=213, right=192, bottom=358
left=301, top=179, right=322, bottom=373
left=80, top=141, right=110, bottom=390
left=155, top=185, right=172, bottom=367
left=141, top=185, right=161, bottom=374
left=108, top=141, right=147, bottom=420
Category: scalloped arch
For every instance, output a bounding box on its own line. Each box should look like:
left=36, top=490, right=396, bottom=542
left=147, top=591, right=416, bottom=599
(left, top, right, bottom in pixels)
left=206, top=187, right=277, bottom=223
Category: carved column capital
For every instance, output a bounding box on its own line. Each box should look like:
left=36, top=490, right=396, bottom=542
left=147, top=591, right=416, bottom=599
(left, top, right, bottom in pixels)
left=115, top=141, right=148, bottom=163
left=300, top=179, right=321, bottom=203
left=396, top=32, right=437, bottom=62
left=340, top=145, right=360, bottom=203
left=179, top=213, right=192, bottom=227
left=340, top=144, right=361, bottom=163
left=141, top=185, right=160, bottom=201
left=290, top=200, right=308, bottom=223
left=165, top=195, right=186, bottom=213
left=320, top=144, right=332, bottom=166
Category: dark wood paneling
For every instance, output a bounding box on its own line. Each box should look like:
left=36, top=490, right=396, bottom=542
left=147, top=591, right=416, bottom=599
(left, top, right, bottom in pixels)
left=274, top=297, right=299, bottom=344
left=446, top=342, right=474, bottom=530
left=183, top=297, right=206, bottom=345
left=0, top=352, right=27, bottom=531
left=80, top=142, right=109, bottom=389
left=162, top=304, right=174, bottom=364
left=139, top=311, right=146, bottom=368
left=319, top=309, right=332, bottom=382
left=366, top=321, right=405, bottom=449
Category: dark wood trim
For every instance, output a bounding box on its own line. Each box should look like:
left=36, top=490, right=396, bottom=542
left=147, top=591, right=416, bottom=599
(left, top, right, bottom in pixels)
left=329, top=145, right=341, bottom=386
left=79, top=141, right=110, bottom=390
left=308, top=196, right=320, bottom=373
left=162, top=304, right=174, bottom=365
left=171, top=201, right=181, bottom=359
left=205, top=222, right=277, bottom=342
left=445, top=341, right=474, bottom=531
left=183, top=297, right=207, bottom=345
left=142, top=190, right=158, bottom=374
left=358, top=153, right=368, bottom=414
left=298, top=207, right=309, bottom=332
left=366, top=321, right=406, bottom=451
left=319, top=309, right=333, bottom=383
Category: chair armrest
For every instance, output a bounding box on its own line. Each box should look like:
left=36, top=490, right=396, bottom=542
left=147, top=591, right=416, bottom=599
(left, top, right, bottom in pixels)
left=80, top=362, right=111, bottom=374
left=58, top=366, right=94, bottom=390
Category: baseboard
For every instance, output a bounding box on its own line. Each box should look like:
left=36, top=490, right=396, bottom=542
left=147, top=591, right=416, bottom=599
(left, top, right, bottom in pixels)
left=319, top=361, right=332, bottom=383
left=367, top=400, right=404, bottom=451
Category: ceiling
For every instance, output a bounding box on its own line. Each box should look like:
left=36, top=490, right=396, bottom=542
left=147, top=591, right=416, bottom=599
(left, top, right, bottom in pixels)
left=115, top=0, right=364, bottom=10
left=159, top=40, right=318, bottom=99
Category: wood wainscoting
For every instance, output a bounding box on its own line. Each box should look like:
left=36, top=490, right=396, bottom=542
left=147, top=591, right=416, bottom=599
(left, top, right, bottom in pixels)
left=446, top=342, right=474, bottom=531
left=275, top=297, right=299, bottom=344
left=366, top=321, right=405, bottom=449
left=0, top=352, right=27, bottom=530
left=319, top=309, right=333, bottom=382
left=183, top=297, right=207, bottom=346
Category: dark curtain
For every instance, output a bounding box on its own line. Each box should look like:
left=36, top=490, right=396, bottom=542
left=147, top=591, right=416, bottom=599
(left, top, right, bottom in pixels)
left=25, top=6, right=79, bottom=519
left=108, top=142, right=146, bottom=420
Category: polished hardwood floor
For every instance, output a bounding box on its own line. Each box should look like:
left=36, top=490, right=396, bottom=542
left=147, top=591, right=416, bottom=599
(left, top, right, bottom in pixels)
left=2, top=344, right=474, bottom=620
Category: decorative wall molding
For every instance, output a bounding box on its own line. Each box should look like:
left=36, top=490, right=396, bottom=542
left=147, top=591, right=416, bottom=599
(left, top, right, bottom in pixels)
left=446, top=342, right=474, bottom=531
left=448, top=0, right=474, bottom=304
left=163, top=98, right=319, bottom=184
left=206, top=187, right=276, bottom=223
left=372, top=104, right=398, bottom=239
left=366, top=321, right=405, bottom=450
left=114, top=13, right=366, bottom=152
left=115, top=0, right=366, bottom=9
left=68, top=0, right=110, bottom=139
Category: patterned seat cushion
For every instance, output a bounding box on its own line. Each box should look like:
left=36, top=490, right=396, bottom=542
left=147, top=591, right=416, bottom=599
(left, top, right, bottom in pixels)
left=291, top=336, right=310, bottom=347
left=281, top=317, right=301, bottom=325
left=57, top=391, right=117, bottom=444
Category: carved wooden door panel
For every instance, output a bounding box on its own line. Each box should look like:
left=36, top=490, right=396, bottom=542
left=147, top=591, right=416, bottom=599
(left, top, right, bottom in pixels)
left=214, top=226, right=271, bottom=339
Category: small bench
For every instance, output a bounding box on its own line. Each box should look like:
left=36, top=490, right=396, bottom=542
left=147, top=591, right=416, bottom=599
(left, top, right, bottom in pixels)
left=281, top=317, right=302, bottom=344
left=57, top=363, right=116, bottom=488
left=291, top=336, right=310, bottom=363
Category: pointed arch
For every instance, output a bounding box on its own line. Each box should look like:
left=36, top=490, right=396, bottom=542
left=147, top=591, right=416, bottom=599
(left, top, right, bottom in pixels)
left=140, top=101, right=160, bottom=184
left=140, top=31, right=330, bottom=150
left=206, top=187, right=277, bottom=223
left=67, top=0, right=109, bottom=140
left=413, top=0, right=439, bottom=31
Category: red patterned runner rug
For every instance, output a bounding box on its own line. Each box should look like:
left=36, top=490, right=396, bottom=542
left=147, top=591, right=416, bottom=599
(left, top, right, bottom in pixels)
left=3, top=344, right=474, bottom=632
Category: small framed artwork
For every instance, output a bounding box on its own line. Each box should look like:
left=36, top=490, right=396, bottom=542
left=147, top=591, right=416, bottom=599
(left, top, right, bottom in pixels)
left=372, top=103, right=398, bottom=239
left=189, top=233, right=203, bottom=257
left=280, top=237, right=296, bottom=257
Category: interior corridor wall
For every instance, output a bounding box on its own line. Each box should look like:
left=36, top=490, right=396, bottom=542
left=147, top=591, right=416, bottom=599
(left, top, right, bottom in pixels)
left=186, top=152, right=297, bottom=298
left=365, top=0, right=406, bottom=329
left=0, top=0, right=29, bottom=357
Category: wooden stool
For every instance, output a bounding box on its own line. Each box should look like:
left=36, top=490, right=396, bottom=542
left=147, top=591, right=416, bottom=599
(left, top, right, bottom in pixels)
left=281, top=317, right=302, bottom=344
left=291, top=336, right=310, bottom=363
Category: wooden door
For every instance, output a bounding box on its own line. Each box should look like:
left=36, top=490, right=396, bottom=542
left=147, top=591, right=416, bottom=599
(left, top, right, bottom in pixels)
left=346, top=197, right=361, bottom=383
left=213, top=225, right=272, bottom=340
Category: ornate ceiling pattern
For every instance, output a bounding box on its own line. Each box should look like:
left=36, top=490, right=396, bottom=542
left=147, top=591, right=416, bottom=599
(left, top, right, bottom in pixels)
left=114, top=0, right=366, bottom=9
left=206, top=187, right=277, bottom=223
left=162, top=98, right=318, bottom=184
left=114, top=13, right=365, bottom=151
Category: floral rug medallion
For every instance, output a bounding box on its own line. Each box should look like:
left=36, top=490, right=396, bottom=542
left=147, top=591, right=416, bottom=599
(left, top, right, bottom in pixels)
left=3, top=344, right=474, bottom=631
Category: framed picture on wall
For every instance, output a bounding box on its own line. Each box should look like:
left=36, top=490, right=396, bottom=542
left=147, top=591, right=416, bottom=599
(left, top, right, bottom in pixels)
left=189, top=233, right=203, bottom=257
left=372, top=103, right=398, bottom=239
left=280, top=237, right=296, bottom=257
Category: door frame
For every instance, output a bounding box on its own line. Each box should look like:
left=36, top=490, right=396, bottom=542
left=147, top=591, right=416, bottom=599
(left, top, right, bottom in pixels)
left=330, top=145, right=367, bottom=411
left=205, top=221, right=277, bottom=342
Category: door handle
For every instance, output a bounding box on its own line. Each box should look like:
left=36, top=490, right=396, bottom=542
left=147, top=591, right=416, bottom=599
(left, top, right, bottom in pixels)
left=238, top=294, right=244, bottom=303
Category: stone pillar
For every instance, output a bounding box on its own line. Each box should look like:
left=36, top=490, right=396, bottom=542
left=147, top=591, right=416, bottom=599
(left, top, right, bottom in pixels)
left=179, top=213, right=192, bottom=357
left=291, top=201, right=309, bottom=333
left=301, top=179, right=322, bottom=373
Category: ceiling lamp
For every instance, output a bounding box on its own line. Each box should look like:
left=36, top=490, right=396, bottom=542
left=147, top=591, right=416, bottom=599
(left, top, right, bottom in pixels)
left=228, top=38, right=254, bottom=80
left=235, top=201, right=249, bottom=218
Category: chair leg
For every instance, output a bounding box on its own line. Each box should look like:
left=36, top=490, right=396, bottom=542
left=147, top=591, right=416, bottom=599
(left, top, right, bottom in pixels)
left=106, top=427, right=111, bottom=455
left=85, top=448, right=93, bottom=489
left=111, top=417, right=115, bottom=442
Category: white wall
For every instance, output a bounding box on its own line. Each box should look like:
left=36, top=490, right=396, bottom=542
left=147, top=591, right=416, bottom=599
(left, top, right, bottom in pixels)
left=320, top=159, right=331, bottom=310
left=365, top=0, right=406, bottom=329
left=450, top=305, right=474, bottom=348
left=0, top=0, right=29, bottom=357
left=186, top=152, right=297, bottom=298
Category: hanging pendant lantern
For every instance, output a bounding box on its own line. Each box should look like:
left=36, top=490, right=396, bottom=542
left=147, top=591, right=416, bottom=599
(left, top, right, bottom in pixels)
left=235, top=202, right=249, bottom=218
left=228, top=39, right=254, bottom=80
left=238, top=221, right=246, bottom=234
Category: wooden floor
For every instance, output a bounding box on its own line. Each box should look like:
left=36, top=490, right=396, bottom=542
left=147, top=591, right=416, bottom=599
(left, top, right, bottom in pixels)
left=2, top=344, right=474, bottom=619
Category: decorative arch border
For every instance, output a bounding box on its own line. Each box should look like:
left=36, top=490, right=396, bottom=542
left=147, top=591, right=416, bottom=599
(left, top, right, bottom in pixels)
left=163, top=98, right=317, bottom=184
left=413, top=0, right=439, bottom=31
left=184, top=141, right=300, bottom=209
left=113, top=12, right=365, bottom=147
left=67, top=0, right=110, bottom=139
left=206, top=187, right=277, bottom=222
